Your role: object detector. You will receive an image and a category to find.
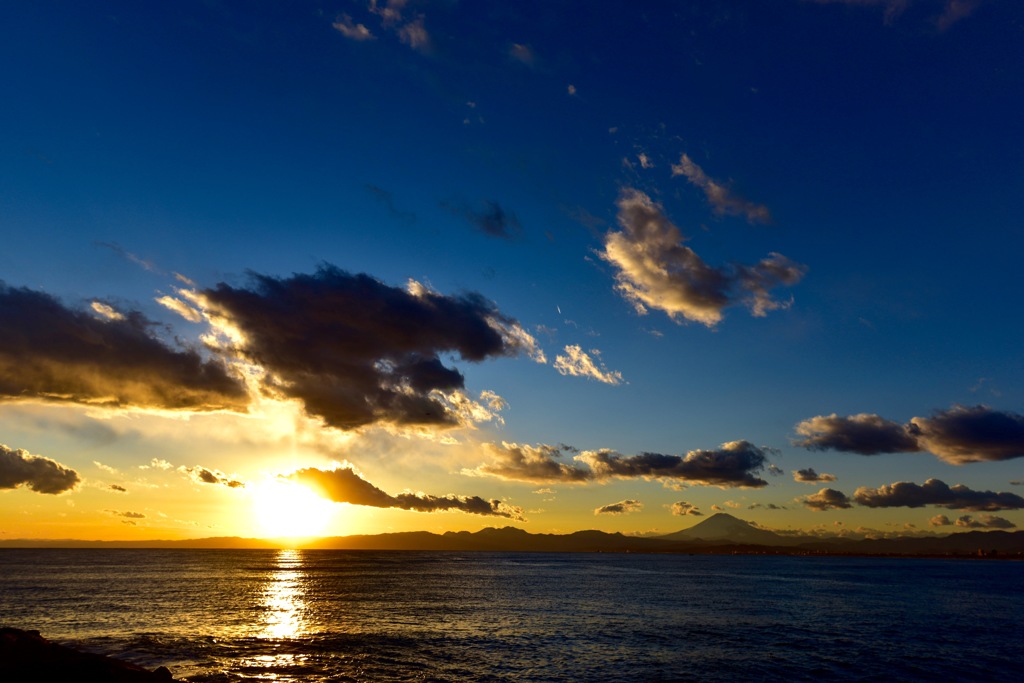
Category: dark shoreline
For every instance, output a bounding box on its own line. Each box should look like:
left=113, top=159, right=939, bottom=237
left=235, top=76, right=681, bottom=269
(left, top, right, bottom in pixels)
left=0, top=628, right=178, bottom=682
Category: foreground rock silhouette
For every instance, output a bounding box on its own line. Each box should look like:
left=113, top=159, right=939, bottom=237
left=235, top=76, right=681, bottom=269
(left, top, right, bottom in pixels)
left=0, top=627, right=177, bottom=682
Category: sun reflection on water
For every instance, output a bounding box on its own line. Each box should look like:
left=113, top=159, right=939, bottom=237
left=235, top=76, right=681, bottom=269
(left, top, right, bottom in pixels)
left=260, top=549, right=307, bottom=640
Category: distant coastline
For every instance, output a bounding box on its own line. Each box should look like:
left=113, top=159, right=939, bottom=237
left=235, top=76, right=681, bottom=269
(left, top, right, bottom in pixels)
left=3, top=513, right=1022, bottom=558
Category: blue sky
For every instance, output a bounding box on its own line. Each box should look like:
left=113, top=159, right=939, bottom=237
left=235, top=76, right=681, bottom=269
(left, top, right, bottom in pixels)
left=2, top=0, right=1023, bottom=540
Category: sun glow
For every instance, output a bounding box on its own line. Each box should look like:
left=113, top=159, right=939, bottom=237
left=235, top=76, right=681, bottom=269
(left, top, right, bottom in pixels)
left=250, top=479, right=336, bottom=540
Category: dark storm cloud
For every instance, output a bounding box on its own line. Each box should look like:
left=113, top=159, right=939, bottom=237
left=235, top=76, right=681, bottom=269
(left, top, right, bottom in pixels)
left=853, top=478, right=1024, bottom=511
left=471, top=442, right=593, bottom=483
left=794, top=413, right=920, bottom=455
left=796, top=406, right=1024, bottom=464
left=799, top=488, right=853, bottom=511
left=287, top=465, right=523, bottom=519
left=594, top=499, right=642, bottom=515
left=0, top=444, right=80, bottom=494
left=601, top=190, right=805, bottom=327
left=0, top=282, right=248, bottom=412
left=200, top=265, right=538, bottom=430
left=793, top=467, right=837, bottom=483
left=579, top=441, right=771, bottom=488
left=442, top=199, right=523, bottom=240
left=954, top=514, right=1016, bottom=529
left=182, top=466, right=245, bottom=488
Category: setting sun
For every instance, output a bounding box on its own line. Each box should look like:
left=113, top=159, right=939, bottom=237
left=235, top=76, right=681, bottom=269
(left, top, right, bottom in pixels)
left=249, top=479, right=336, bottom=539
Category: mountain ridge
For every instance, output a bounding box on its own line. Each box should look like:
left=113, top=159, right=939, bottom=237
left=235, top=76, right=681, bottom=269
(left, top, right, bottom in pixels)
left=2, top=516, right=1022, bottom=556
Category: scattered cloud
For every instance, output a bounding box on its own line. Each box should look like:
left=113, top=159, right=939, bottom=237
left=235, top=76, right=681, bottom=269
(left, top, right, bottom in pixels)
left=794, top=413, right=919, bottom=454
left=468, top=442, right=592, bottom=483
left=367, top=184, right=416, bottom=225
left=94, top=241, right=158, bottom=272
left=578, top=441, right=773, bottom=488
left=799, top=487, right=853, bottom=511
left=595, top=499, right=643, bottom=515
left=106, top=509, right=145, bottom=519
left=140, top=458, right=173, bottom=470
left=954, top=514, right=1016, bottom=529
left=288, top=465, right=523, bottom=519
left=181, top=466, right=245, bottom=488
left=748, top=502, right=787, bottom=510
left=795, top=406, right=1024, bottom=464
left=109, top=484, right=127, bottom=493
left=802, top=0, right=986, bottom=29
left=670, top=154, right=772, bottom=224
left=853, top=478, right=1024, bottom=511
left=567, top=84, right=577, bottom=96
left=601, top=189, right=805, bottom=326
left=197, top=265, right=539, bottom=430
left=908, top=405, right=1024, bottom=464
left=470, top=440, right=772, bottom=488
left=442, top=199, right=522, bottom=240
left=930, top=514, right=951, bottom=526
left=333, top=14, right=375, bottom=41
left=397, top=15, right=430, bottom=51
left=509, top=42, right=537, bottom=67
left=0, top=444, right=80, bottom=494
left=156, top=295, right=203, bottom=323
left=93, top=461, right=119, bottom=475
left=793, top=467, right=837, bottom=483
left=553, top=345, right=624, bottom=385
left=670, top=501, right=703, bottom=516
left=0, top=282, right=249, bottom=412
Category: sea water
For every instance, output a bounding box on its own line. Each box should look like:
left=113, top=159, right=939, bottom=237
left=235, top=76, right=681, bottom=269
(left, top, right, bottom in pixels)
left=0, top=549, right=1021, bottom=681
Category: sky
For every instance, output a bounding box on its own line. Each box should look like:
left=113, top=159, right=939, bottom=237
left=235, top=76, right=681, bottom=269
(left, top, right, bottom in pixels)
left=2, top=0, right=1023, bottom=542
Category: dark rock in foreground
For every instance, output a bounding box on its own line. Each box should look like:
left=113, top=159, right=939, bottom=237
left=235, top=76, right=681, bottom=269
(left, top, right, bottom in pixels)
left=0, top=627, right=177, bottom=683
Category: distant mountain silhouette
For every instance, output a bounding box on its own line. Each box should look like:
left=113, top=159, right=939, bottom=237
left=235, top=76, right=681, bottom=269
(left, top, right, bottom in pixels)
left=656, top=513, right=790, bottom=546
left=2, top=521, right=1022, bottom=556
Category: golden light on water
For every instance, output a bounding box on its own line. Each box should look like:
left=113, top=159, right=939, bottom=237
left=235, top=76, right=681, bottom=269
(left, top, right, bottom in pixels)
left=260, top=549, right=307, bottom=640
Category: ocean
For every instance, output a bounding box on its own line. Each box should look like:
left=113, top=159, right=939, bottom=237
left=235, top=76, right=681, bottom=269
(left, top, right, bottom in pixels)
left=0, top=549, right=1021, bottom=681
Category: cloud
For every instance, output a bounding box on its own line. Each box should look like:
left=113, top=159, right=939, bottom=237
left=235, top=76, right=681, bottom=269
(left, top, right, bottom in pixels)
left=367, top=185, right=416, bottom=225
left=803, top=0, right=985, bottom=29
left=287, top=465, right=522, bottom=519
left=93, top=461, right=119, bottom=475
left=595, top=499, right=643, bottom=515
left=854, top=478, right=1024, bottom=511
left=670, top=501, right=703, bottom=516
left=796, top=406, right=1024, bottom=464
left=333, top=14, right=375, bottom=41
left=107, top=510, right=145, bottom=519
left=109, top=484, right=127, bottom=493
left=0, top=282, right=249, bottom=412
left=509, top=43, right=537, bottom=67
left=470, top=440, right=771, bottom=488
left=579, top=441, right=772, bottom=488
left=0, top=444, right=80, bottom=494
left=799, top=488, right=853, bottom=511
left=793, top=467, right=838, bottom=483
left=954, top=514, right=1016, bottom=529
left=794, top=413, right=921, bottom=454
left=748, top=502, right=787, bottom=510
left=929, top=514, right=952, bottom=526
left=908, top=405, right=1024, bottom=464
left=468, top=442, right=593, bottom=483
left=155, top=295, right=203, bottom=323
left=94, top=241, right=158, bottom=272
left=670, top=154, right=772, bottom=224
left=553, top=345, right=624, bottom=385
left=442, top=199, right=522, bottom=240
left=601, top=189, right=805, bottom=327
left=198, top=265, right=539, bottom=430
left=181, top=466, right=245, bottom=488
left=397, top=15, right=429, bottom=51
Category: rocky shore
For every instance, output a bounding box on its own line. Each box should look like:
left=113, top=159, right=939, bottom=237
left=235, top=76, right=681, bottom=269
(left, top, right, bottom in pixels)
left=0, top=627, right=178, bottom=682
